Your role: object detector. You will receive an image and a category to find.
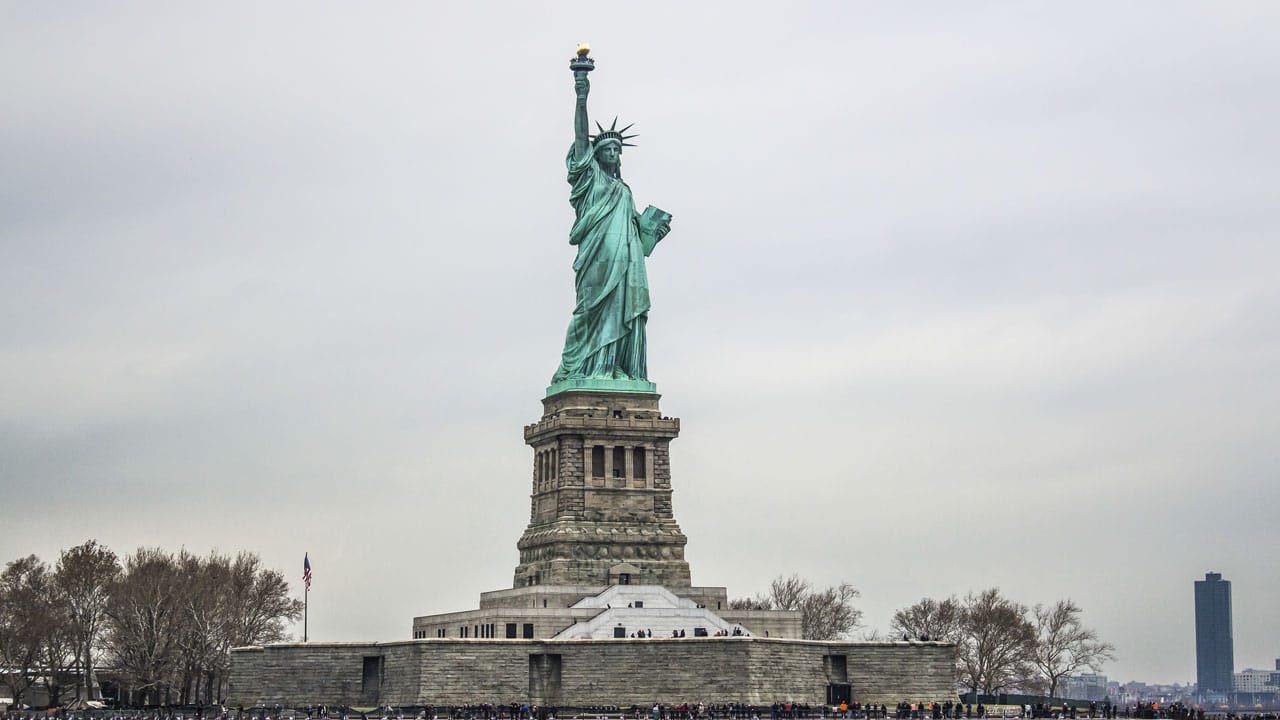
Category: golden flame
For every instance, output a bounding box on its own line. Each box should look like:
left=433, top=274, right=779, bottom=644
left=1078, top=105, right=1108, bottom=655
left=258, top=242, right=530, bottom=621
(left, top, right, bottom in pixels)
left=576, top=42, right=591, bottom=57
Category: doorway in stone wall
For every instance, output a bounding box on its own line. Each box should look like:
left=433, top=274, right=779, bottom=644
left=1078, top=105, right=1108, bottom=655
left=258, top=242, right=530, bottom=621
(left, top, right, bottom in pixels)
left=529, top=653, right=562, bottom=706
left=361, top=656, right=383, bottom=705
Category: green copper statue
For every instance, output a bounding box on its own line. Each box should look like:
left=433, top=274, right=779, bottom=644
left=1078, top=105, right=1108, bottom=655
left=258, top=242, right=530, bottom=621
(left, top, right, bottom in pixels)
left=549, top=45, right=672, bottom=396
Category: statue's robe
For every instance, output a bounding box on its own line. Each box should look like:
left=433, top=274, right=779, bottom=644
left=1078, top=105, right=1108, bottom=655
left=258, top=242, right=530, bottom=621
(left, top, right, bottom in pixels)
left=552, top=143, right=650, bottom=382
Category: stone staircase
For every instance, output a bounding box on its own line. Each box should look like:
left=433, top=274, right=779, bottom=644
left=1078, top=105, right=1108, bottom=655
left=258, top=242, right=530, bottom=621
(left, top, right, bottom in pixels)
left=552, top=585, right=754, bottom=639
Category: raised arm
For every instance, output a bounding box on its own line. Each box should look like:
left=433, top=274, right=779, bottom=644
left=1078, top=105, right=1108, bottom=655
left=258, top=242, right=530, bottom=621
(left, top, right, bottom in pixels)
left=573, top=75, right=590, bottom=158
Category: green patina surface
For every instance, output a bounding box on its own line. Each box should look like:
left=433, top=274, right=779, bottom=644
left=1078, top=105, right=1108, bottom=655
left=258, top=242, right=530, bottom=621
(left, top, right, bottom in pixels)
left=545, top=377, right=657, bottom=396
left=549, top=50, right=671, bottom=398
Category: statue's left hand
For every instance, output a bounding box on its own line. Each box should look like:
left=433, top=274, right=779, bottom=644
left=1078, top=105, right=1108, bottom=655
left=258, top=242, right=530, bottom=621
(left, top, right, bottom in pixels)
left=656, top=222, right=671, bottom=240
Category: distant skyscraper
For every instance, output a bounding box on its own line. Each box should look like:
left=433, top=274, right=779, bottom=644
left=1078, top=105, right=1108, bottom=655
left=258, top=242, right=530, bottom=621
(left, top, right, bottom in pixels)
left=1194, top=572, right=1234, bottom=693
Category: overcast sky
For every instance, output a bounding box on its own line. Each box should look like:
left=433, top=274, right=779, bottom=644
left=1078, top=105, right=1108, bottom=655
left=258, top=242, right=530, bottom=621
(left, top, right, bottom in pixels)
left=3, top=2, right=1279, bottom=685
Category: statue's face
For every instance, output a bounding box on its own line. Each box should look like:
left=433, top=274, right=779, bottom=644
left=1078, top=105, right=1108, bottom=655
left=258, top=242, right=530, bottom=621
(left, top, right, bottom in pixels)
left=596, top=143, right=620, bottom=169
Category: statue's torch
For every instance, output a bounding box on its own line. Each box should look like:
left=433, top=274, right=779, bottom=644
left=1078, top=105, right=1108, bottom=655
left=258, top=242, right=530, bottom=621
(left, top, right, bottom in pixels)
left=570, top=42, right=595, bottom=79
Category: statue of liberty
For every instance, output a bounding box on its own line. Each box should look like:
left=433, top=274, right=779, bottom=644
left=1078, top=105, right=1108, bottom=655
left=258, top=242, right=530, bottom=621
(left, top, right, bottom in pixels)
left=549, top=45, right=672, bottom=395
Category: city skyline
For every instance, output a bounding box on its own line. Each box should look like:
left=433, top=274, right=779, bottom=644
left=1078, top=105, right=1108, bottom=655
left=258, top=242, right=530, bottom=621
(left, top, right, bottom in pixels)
left=3, top=2, right=1280, bottom=685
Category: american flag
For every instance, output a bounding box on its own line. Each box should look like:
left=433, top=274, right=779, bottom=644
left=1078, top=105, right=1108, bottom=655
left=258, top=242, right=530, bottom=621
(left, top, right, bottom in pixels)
left=303, top=553, right=312, bottom=592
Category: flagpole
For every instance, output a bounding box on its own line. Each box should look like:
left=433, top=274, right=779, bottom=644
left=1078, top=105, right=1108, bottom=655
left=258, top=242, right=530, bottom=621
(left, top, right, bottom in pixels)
left=303, top=551, right=310, bottom=643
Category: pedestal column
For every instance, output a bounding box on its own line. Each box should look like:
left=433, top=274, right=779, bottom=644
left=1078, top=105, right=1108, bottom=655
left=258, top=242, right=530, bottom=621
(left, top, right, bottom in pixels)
left=515, top=390, right=691, bottom=588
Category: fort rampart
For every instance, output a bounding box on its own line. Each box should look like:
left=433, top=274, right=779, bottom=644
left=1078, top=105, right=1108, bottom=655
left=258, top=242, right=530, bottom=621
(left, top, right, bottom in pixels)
left=229, top=637, right=955, bottom=707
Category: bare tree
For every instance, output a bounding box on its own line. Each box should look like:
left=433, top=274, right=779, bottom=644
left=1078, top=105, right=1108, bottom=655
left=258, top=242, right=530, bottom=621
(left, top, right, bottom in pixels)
left=224, top=551, right=301, bottom=649
left=6, top=542, right=302, bottom=707
left=800, top=582, right=862, bottom=640
left=1031, top=599, right=1117, bottom=698
left=726, top=597, right=769, bottom=610
left=891, top=590, right=1033, bottom=693
left=731, top=574, right=862, bottom=640
left=55, top=540, right=121, bottom=702
left=767, top=575, right=811, bottom=613
left=728, top=576, right=800, bottom=612
left=102, top=547, right=302, bottom=705
left=2, top=555, right=78, bottom=706
left=105, top=548, right=185, bottom=705
left=156, top=549, right=303, bottom=704
left=174, top=550, right=230, bottom=704
left=209, top=552, right=302, bottom=701
left=957, top=588, right=1037, bottom=694
left=37, top=591, right=78, bottom=707
left=890, top=596, right=966, bottom=642
left=0, top=556, right=53, bottom=708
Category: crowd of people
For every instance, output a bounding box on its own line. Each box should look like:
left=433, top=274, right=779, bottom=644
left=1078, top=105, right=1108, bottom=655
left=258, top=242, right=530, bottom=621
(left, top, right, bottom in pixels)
left=617, top=628, right=751, bottom=639
left=2, top=703, right=1276, bottom=720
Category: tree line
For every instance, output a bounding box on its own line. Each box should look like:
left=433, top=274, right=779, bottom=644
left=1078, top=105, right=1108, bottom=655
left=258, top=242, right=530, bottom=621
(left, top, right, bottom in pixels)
left=0, top=540, right=303, bottom=708
left=733, top=577, right=1114, bottom=699
left=890, top=589, right=1116, bottom=697
left=728, top=574, right=863, bottom=641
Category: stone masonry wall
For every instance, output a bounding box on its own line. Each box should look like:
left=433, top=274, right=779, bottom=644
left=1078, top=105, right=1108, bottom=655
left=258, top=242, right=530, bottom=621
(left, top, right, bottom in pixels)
left=230, top=643, right=379, bottom=707
left=559, top=437, right=584, bottom=488
left=230, top=638, right=955, bottom=707
left=843, top=642, right=958, bottom=702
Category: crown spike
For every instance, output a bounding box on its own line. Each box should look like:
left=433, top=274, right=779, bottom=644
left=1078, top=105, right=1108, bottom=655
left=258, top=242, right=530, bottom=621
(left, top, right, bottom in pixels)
left=589, top=117, right=639, bottom=148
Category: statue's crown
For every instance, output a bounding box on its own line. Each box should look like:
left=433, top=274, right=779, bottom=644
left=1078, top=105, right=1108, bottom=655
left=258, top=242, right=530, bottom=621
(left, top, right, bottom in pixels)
left=591, top=117, right=637, bottom=148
